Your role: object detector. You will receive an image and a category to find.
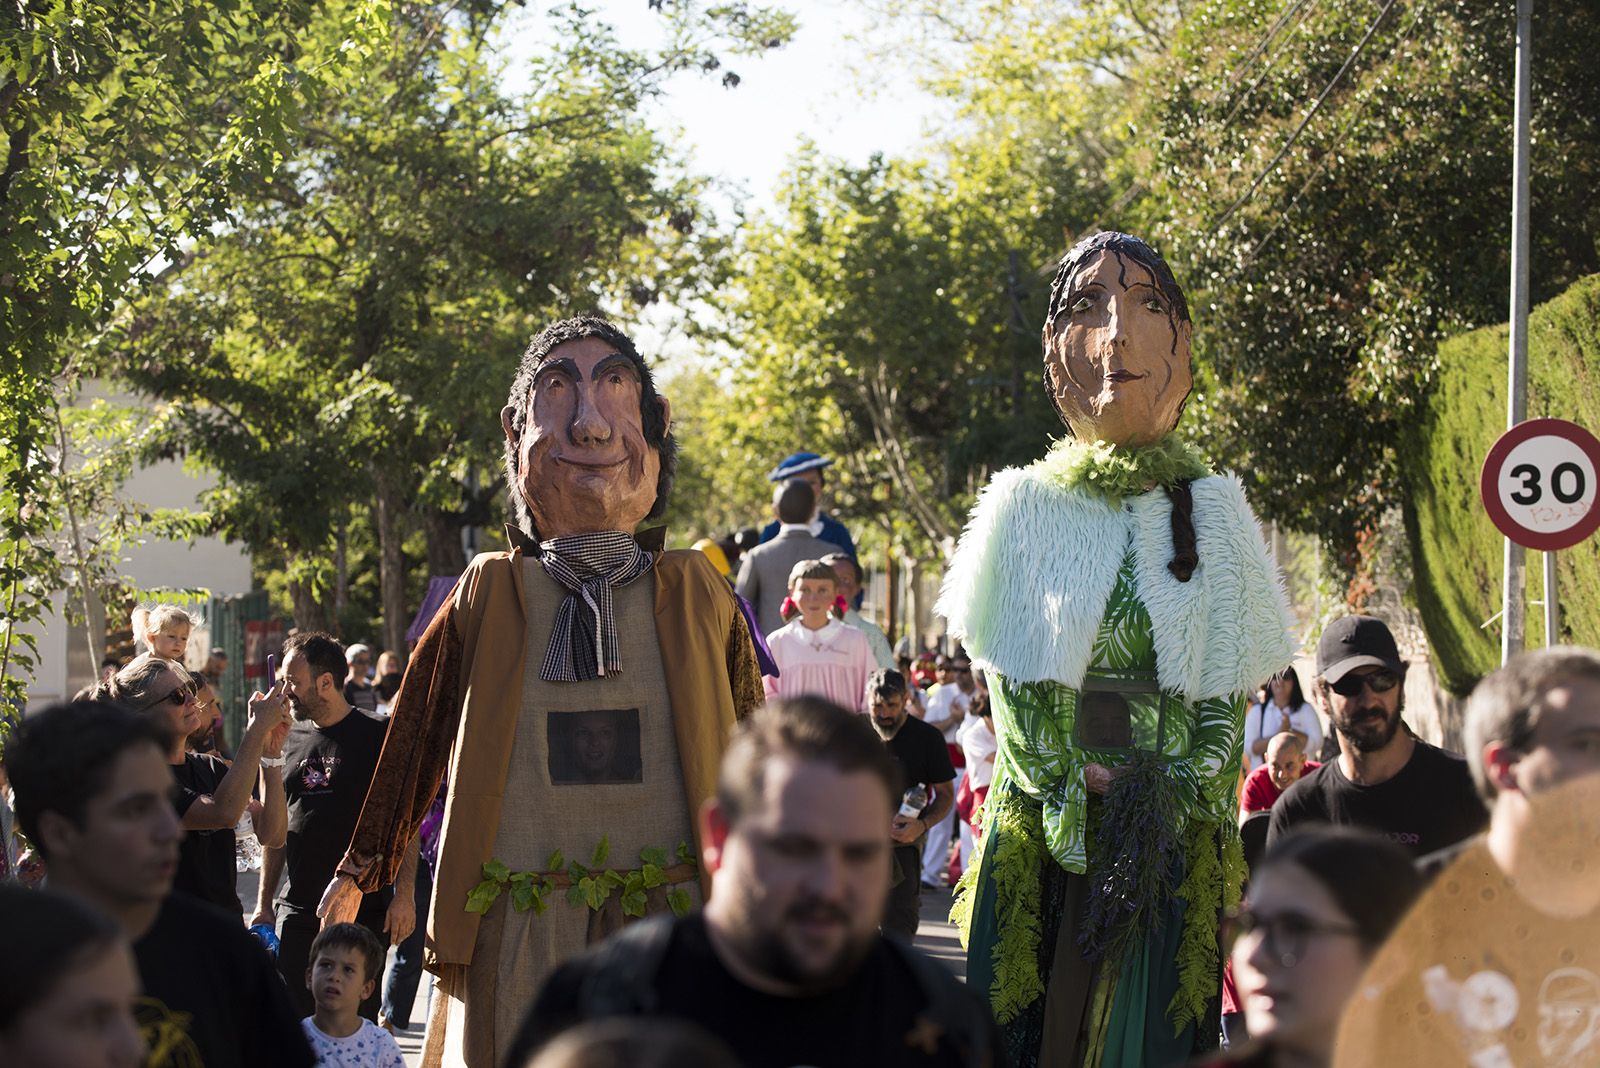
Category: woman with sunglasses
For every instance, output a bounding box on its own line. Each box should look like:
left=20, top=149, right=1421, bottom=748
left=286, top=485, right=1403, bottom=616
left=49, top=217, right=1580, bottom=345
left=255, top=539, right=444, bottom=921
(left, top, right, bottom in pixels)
left=98, top=654, right=293, bottom=913
left=1197, top=826, right=1422, bottom=1067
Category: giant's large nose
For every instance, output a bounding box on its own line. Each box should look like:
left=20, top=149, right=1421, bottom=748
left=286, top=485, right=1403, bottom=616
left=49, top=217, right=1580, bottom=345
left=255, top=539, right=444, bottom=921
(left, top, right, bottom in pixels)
left=568, top=383, right=613, bottom=446
left=1107, top=293, right=1130, bottom=347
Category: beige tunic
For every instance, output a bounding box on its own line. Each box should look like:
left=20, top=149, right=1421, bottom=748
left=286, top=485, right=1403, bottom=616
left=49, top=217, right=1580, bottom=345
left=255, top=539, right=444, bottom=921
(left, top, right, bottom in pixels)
left=443, top=562, right=697, bottom=1066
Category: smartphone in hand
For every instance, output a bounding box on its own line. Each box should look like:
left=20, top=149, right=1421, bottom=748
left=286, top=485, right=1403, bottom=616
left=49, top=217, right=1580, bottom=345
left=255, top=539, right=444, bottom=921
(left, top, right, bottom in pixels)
left=266, top=653, right=277, bottom=689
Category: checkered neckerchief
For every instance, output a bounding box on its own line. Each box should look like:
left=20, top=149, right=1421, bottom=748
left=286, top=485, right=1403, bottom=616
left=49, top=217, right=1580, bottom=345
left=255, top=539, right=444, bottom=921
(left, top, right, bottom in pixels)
left=537, top=531, right=655, bottom=682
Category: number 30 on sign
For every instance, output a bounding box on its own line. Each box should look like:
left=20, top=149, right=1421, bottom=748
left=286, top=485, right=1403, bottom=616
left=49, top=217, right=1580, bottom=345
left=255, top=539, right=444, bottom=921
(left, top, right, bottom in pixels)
left=1480, top=418, right=1600, bottom=551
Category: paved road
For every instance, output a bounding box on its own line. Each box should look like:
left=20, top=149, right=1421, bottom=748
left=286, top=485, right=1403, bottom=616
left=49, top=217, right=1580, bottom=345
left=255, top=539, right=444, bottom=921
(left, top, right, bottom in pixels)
left=242, top=869, right=966, bottom=1065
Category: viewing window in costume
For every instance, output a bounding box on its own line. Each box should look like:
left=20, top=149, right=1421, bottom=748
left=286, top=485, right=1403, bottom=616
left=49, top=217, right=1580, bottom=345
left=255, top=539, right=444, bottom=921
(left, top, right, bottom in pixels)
left=939, top=233, right=1294, bottom=1067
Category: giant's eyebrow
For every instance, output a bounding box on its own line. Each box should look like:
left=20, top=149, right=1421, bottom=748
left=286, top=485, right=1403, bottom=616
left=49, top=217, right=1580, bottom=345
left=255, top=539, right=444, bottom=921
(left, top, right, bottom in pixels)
left=590, top=353, right=639, bottom=381
left=533, top=357, right=581, bottom=384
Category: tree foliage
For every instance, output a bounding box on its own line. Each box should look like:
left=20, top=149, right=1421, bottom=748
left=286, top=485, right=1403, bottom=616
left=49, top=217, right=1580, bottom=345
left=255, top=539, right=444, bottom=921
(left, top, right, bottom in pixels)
left=98, top=2, right=791, bottom=643
left=1144, top=0, right=1600, bottom=572
left=2, top=0, right=390, bottom=705
left=1403, top=275, right=1600, bottom=696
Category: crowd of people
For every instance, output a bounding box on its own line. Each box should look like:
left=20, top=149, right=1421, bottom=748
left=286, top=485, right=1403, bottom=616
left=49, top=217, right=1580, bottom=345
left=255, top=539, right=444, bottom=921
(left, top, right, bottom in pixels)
left=2, top=282, right=1596, bottom=1068
left=2, top=614, right=1596, bottom=1068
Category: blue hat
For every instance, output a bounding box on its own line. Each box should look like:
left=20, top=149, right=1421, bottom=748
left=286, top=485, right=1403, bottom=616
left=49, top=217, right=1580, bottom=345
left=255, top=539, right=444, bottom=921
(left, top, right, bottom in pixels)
left=767, top=451, right=833, bottom=482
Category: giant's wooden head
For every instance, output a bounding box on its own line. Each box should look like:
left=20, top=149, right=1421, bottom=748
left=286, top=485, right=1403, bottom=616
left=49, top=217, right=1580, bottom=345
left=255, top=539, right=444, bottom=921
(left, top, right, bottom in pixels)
left=500, top=316, right=675, bottom=540
left=1041, top=232, right=1194, bottom=448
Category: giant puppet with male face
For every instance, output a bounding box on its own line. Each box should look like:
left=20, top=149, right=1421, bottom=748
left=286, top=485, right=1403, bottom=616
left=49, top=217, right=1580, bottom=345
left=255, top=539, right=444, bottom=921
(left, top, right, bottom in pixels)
left=320, top=316, right=764, bottom=1067
left=939, top=233, right=1294, bottom=1067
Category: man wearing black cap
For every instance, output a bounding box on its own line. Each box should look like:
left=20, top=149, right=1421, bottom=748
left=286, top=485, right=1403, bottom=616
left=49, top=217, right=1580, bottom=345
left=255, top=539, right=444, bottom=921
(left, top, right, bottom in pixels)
left=1267, top=615, right=1485, bottom=857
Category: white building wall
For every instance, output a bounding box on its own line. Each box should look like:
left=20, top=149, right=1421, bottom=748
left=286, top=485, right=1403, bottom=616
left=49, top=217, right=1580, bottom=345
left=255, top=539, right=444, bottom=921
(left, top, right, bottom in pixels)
left=11, top=388, right=251, bottom=711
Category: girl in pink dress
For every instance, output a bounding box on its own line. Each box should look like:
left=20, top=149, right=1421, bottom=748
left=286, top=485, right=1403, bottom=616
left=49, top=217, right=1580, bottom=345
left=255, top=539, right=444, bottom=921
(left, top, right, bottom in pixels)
left=763, top=560, right=876, bottom=711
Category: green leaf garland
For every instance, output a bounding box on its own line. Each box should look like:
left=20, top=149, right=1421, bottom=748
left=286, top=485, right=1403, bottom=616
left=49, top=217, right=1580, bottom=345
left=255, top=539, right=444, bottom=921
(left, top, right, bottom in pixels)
left=1033, top=434, right=1212, bottom=503
left=466, top=839, right=695, bottom=919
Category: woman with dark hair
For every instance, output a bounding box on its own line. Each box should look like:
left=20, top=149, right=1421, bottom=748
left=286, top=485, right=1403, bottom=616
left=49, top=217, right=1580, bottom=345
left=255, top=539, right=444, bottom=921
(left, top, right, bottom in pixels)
left=1195, top=827, right=1424, bottom=1067
left=1243, top=666, right=1323, bottom=773
left=941, top=232, right=1295, bottom=1066
left=0, top=884, right=146, bottom=1068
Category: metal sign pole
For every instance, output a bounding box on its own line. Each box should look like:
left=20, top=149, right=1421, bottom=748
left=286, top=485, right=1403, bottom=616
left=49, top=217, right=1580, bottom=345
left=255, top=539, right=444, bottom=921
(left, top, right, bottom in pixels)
left=1543, top=550, right=1558, bottom=647
left=1501, top=0, right=1534, bottom=664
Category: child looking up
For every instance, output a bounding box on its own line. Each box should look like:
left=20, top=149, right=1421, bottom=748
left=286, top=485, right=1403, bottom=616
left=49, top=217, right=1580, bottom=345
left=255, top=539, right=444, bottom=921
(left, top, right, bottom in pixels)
left=301, top=924, right=405, bottom=1068
left=763, top=559, right=874, bottom=710
left=132, top=603, right=193, bottom=663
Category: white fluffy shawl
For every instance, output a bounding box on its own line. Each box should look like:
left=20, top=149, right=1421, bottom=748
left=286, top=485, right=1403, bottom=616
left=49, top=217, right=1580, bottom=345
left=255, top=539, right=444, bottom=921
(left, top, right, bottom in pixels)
left=936, top=468, right=1295, bottom=703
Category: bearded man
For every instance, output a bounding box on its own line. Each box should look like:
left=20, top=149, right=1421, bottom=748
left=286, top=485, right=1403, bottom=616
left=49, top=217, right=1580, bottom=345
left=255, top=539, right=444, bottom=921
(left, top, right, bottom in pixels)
left=318, top=316, right=765, bottom=1067
left=1267, top=615, right=1485, bottom=856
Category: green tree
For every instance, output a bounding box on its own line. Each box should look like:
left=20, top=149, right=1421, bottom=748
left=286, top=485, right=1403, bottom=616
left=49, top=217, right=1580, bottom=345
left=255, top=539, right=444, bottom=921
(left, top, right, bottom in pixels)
left=1140, top=0, right=1600, bottom=577
left=103, top=2, right=792, bottom=648
left=2, top=0, right=390, bottom=706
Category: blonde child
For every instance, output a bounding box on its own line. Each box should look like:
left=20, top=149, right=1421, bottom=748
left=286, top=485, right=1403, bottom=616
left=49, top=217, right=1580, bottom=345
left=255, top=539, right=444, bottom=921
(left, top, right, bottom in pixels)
left=762, top=559, right=875, bottom=710
left=301, top=924, right=405, bottom=1068
left=132, top=604, right=193, bottom=663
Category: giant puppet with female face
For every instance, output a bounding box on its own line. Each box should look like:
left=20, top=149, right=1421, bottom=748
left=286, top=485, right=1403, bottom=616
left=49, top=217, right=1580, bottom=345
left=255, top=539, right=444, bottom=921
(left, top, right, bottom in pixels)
left=320, top=316, right=764, bottom=1068
left=939, top=233, right=1294, bottom=1067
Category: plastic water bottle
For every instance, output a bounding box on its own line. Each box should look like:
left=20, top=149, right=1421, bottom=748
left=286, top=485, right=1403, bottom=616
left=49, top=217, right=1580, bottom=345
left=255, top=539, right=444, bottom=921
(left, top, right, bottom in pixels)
left=234, top=813, right=262, bottom=873
left=248, top=923, right=280, bottom=957
left=898, top=784, right=928, bottom=821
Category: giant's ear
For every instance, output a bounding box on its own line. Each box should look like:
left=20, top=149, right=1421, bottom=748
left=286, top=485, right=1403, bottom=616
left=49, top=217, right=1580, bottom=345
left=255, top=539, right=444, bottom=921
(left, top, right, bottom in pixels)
left=698, top=797, right=729, bottom=874
left=1482, top=742, right=1521, bottom=794
left=500, top=405, right=519, bottom=448
left=655, top=394, right=673, bottom=438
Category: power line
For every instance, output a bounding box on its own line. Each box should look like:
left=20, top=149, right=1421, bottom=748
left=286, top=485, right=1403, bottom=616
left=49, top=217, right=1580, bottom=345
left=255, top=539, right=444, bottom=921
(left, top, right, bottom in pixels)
left=1209, top=0, right=1404, bottom=231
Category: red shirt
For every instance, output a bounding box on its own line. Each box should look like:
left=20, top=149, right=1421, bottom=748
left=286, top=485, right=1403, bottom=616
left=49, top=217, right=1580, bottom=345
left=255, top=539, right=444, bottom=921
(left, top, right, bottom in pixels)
left=1240, top=760, right=1320, bottom=813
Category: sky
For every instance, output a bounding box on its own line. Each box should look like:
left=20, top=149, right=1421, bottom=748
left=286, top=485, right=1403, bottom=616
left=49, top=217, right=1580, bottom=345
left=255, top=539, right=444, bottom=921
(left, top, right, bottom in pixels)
left=500, top=1, right=950, bottom=215
left=494, top=1, right=953, bottom=362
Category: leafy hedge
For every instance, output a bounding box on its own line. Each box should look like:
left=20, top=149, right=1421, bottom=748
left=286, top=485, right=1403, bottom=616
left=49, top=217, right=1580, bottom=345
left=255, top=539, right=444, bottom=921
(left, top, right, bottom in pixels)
left=1403, top=275, right=1600, bottom=695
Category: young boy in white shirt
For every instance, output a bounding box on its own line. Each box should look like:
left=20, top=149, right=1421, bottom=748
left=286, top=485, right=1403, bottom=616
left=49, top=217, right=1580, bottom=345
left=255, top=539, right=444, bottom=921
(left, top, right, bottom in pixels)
left=302, top=924, right=406, bottom=1068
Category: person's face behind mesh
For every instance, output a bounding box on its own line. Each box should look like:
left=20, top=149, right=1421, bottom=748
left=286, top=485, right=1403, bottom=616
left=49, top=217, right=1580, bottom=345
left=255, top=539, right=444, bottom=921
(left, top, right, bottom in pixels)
left=707, top=754, right=891, bottom=995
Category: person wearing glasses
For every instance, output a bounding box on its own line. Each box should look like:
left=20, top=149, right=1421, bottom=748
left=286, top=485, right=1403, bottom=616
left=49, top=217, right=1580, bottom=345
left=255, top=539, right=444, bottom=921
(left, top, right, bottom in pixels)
left=1267, top=616, right=1486, bottom=857
left=98, top=653, right=293, bottom=913
left=1197, top=827, right=1422, bottom=1067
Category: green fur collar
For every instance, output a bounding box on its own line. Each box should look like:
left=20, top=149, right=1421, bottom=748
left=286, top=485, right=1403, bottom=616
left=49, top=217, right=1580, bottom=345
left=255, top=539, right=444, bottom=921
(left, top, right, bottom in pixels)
left=1031, top=435, right=1211, bottom=502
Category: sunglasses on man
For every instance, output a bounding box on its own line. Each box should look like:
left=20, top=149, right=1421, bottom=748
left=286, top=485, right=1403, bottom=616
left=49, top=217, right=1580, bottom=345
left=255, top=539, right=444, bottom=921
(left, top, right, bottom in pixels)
left=1326, top=669, right=1401, bottom=698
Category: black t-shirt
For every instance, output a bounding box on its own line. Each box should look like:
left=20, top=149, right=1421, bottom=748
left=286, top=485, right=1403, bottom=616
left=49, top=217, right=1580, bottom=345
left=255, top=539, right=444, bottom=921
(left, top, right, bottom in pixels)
left=542, top=914, right=995, bottom=1068
left=134, top=892, right=315, bottom=1068
left=172, top=752, right=240, bottom=913
left=885, top=714, right=957, bottom=817
left=1267, top=738, right=1486, bottom=856
left=278, top=708, right=389, bottom=911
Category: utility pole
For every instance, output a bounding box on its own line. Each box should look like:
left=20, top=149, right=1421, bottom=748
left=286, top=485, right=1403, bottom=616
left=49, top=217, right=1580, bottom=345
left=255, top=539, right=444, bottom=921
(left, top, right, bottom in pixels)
left=1500, top=0, right=1533, bottom=663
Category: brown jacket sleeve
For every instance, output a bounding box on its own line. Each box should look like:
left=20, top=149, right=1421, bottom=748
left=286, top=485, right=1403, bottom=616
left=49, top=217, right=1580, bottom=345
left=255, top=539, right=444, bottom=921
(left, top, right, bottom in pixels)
left=337, top=593, right=463, bottom=892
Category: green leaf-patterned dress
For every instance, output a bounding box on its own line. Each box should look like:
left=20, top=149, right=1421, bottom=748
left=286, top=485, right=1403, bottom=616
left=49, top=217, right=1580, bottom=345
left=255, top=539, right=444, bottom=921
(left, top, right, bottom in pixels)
left=954, top=555, right=1246, bottom=1068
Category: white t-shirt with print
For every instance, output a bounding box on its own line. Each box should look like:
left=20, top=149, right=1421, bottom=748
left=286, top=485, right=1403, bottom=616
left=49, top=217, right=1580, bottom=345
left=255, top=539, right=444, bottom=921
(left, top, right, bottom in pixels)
left=301, top=1018, right=406, bottom=1068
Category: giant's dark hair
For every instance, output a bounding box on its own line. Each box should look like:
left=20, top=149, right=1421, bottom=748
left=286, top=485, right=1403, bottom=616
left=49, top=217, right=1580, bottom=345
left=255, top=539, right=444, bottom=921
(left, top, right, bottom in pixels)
left=3, top=700, right=170, bottom=859
left=502, top=315, right=677, bottom=541
left=0, top=884, right=127, bottom=1032
left=718, top=697, right=904, bottom=824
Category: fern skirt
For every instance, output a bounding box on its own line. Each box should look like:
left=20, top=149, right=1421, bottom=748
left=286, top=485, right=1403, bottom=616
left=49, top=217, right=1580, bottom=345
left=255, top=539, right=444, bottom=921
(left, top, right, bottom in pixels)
left=963, top=793, right=1208, bottom=1068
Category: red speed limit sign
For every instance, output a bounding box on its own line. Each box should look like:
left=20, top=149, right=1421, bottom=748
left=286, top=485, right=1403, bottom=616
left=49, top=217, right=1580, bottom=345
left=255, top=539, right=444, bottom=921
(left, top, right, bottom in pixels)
left=1480, top=418, right=1600, bottom=550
